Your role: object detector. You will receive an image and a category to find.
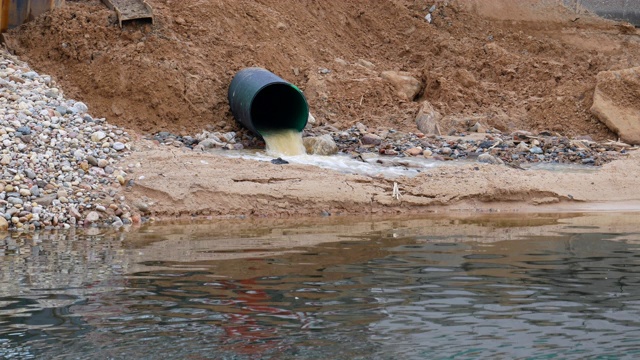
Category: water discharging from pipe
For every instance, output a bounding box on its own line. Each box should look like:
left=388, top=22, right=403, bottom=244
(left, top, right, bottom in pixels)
left=262, top=129, right=306, bottom=157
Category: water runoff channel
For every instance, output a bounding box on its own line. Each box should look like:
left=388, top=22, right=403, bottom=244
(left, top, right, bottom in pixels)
left=226, top=67, right=598, bottom=179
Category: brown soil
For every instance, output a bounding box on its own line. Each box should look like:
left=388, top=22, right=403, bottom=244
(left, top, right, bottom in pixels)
left=4, top=0, right=640, bottom=221
left=6, top=0, right=640, bottom=139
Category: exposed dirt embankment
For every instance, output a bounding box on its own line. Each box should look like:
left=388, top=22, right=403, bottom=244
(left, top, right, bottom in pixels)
left=4, top=0, right=640, bottom=220
left=6, top=0, right=640, bottom=140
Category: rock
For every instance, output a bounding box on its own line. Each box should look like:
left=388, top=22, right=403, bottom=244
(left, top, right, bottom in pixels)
left=0, top=217, right=7, bottom=231
left=423, top=149, right=433, bottom=157
left=87, top=156, right=99, bottom=166
left=112, top=104, right=124, bottom=116
left=361, top=133, right=382, bottom=146
left=73, top=102, right=89, bottom=114
left=455, top=69, right=477, bottom=88
left=135, top=202, right=150, bottom=214
left=415, top=101, right=442, bottom=135
left=69, top=207, right=81, bottom=219
left=91, top=131, right=107, bottom=142
left=303, top=134, right=339, bottom=155
left=199, top=138, right=225, bottom=148
left=22, top=71, right=38, bottom=80
left=7, top=197, right=23, bottom=205
left=307, top=112, right=316, bottom=125
left=380, top=71, right=422, bottom=100
left=530, top=146, right=543, bottom=154
left=271, top=157, right=289, bottom=165
left=98, top=159, right=109, bottom=168
left=591, top=66, right=640, bottom=145
left=34, top=194, right=57, bottom=206
left=357, top=59, right=375, bottom=69
left=85, top=211, right=100, bottom=224
left=334, top=57, right=348, bottom=66
left=113, top=142, right=126, bottom=151
left=0, top=155, right=11, bottom=165
left=17, top=126, right=31, bottom=135
left=516, top=142, right=529, bottom=151
left=469, top=122, right=487, bottom=133
left=131, top=214, right=142, bottom=224
left=405, top=147, right=423, bottom=156
left=478, top=153, right=504, bottom=165
left=425, top=13, right=432, bottom=23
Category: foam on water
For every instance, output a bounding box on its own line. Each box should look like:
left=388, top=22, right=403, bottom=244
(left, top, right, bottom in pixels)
left=252, top=129, right=438, bottom=178
left=224, top=150, right=440, bottom=178
left=218, top=130, right=601, bottom=179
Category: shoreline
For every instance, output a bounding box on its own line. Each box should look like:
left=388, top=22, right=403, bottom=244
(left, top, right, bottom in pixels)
left=119, top=139, right=640, bottom=224
left=2, top=46, right=639, bottom=233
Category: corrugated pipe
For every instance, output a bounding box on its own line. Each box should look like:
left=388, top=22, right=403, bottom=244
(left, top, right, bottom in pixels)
left=228, top=67, right=308, bottom=136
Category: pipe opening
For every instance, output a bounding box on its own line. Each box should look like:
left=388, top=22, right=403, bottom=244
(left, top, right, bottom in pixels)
left=251, top=83, right=309, bottom=135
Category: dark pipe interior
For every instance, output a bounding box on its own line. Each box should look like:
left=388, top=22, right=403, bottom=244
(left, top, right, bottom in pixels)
left=251, top=83, right=308, bottom=134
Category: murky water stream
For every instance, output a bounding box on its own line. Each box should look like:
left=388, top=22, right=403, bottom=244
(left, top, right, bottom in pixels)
left=1, top=213, right=639, bottom=359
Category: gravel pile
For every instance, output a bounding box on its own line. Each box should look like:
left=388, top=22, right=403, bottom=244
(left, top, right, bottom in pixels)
left=0, top=51, right=132, bottom=231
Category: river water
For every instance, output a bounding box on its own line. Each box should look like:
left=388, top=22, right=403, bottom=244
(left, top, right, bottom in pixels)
left=1, top=213, right=640, bottom=359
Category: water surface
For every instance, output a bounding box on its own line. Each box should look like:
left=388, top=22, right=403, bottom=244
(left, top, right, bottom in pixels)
left=1, top=213, right=640, bottom=359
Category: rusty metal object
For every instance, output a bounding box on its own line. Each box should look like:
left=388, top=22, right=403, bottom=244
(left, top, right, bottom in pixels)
left=1, top=0, right=64, bottom=33
left=101, top=0, right=153, bottom=28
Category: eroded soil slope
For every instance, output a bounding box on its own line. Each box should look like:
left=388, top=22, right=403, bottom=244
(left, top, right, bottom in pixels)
left=6, top=0, right=640, bottom=140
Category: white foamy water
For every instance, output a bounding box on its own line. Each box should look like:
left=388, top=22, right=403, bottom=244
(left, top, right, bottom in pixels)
left=221, top=150, right=442, bottom=178
left=214, top=131, right=600, bottom=179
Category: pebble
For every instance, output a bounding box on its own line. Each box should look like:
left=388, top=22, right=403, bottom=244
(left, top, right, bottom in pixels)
left=85, top=211, right=100, bottom=223
left=0, top=50, right=131, bottom=231
left=530, top=146, right=543, bottom=154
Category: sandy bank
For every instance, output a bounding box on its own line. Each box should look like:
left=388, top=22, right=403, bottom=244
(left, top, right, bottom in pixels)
left=120, top=140, right=640, bottom=220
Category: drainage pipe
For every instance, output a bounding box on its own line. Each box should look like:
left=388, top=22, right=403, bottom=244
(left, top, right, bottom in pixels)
left=228, top=67, right=308, bottom=136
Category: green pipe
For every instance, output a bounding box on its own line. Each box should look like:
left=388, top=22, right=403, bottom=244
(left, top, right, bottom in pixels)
left=228, top=67, right=308, bottom=136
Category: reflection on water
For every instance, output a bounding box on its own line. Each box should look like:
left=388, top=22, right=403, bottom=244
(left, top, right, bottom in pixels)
left=1, top=213, right=640, bottom=359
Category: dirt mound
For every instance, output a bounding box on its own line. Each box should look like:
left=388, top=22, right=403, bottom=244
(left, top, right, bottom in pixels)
left=5, top=0, right=640, bottom=140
